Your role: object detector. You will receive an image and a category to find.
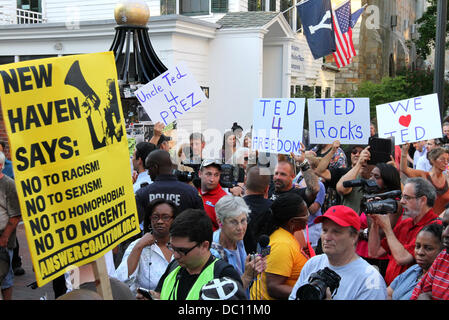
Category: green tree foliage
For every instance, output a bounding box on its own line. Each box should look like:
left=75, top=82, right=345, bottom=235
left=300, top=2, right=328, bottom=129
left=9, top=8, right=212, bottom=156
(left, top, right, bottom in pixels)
left=349, top=68, right=449, bottom=118
left=413, top=0, right=449, bottom=60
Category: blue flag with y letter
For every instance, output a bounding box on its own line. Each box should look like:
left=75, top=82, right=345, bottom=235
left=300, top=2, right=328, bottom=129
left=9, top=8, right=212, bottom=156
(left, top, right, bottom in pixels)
left=297, top=0, right=336, bottom=59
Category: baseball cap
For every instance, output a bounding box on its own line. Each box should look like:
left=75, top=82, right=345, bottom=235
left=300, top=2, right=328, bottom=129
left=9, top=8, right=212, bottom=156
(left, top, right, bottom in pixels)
left=314, top=205, right=361, bottom=230
left=199, top=277, right=247, bottom=300
left=200, top=159, right=222, bottom=171
left=157, top=134, right=172, bottom=146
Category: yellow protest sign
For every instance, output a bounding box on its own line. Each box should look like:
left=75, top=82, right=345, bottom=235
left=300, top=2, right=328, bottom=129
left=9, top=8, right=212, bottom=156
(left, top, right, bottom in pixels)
left=0, top=52, right=140, bottom=287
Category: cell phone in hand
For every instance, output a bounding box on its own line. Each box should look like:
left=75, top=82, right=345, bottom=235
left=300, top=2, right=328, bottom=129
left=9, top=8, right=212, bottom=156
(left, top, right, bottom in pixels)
left=137, top=287, right=153, bottom=300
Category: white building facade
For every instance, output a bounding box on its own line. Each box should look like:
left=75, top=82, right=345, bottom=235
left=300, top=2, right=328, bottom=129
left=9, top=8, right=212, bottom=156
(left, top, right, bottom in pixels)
left=0, top=0, right=335, bottom=146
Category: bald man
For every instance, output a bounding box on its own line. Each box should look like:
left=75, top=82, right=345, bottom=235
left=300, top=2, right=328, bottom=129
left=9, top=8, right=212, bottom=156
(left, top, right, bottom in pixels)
left=135, top=150, right=203, bottom=226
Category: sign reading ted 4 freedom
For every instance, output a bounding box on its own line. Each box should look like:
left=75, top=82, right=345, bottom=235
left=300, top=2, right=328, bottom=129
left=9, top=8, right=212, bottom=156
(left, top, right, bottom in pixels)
left=376, top=93, right=442, bottom=145
left=308, top=98, right=370, bottom=145
left=0, top=52, right=140, bottom=286
left=252, top=98, right=306, bottom=155
left=134, top=61, right=207, bottom=126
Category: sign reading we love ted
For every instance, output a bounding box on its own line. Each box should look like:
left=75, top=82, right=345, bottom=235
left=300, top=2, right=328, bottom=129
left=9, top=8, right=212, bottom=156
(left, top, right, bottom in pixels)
left=376, top=93, right=442, bottom=145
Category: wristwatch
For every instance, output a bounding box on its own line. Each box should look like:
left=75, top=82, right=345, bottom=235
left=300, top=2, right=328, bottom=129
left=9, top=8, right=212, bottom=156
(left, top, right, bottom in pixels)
left=297, top=159, right=310, bottom=172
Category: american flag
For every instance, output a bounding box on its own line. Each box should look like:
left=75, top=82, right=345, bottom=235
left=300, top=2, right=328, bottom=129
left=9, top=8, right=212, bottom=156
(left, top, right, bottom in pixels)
left=332, top=0, right=356, bottom=68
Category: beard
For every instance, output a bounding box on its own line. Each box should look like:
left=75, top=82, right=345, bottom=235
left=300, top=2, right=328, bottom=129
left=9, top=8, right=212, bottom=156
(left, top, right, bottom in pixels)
left=403, top=208, right=420, bottom=219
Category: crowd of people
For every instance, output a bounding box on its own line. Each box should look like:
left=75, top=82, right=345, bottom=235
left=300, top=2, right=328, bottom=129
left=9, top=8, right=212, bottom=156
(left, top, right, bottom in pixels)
left=1, top=120, right=449, bottom=301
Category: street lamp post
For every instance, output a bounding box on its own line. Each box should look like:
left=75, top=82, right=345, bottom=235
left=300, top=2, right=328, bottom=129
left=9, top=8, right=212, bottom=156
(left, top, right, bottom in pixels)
left=434, top=0, right=448, bottom=119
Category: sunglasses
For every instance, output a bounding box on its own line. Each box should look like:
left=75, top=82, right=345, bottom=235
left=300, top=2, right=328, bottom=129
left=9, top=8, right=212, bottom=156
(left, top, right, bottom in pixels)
left=167, top=242, right=200, bottom=256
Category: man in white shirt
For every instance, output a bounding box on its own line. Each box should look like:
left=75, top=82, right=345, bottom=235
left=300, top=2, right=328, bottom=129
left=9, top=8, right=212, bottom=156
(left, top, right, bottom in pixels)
left=416, top=139, right=440, bottom=172
left=289, top=205, right=387, bottom=300
left=413, top=141, right=427, bottom=170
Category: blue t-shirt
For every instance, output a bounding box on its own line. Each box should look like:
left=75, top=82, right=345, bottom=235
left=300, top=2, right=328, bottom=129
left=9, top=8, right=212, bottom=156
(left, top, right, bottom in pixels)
left=390, top=264, right=422, bottom=300
left=307, top=181, right=326, bottom=247
left=289, top=254, right=387, bottom=300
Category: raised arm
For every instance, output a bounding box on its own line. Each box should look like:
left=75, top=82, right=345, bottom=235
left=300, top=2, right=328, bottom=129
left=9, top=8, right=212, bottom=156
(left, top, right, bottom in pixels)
left=336, top=146, right=370, bottom=196
left=314, top=140, right=340, bottom=181
left=400, top=143, right=426, bottom=178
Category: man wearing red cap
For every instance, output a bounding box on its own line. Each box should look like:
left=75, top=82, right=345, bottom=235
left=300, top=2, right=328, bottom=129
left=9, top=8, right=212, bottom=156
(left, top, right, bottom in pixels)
left=289, top=205, right=387, bottom=300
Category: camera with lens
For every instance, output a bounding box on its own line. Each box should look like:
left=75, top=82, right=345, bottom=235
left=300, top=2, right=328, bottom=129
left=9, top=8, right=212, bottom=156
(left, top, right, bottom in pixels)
left=219, top=164, right=245, bottom=189
left=173, top=163, right=244, bottom=189
left=361, top=190, right=401, bottom=215
left=342, top=178, right=380, bottom=194
left=296, top=267, right=341, bottom=300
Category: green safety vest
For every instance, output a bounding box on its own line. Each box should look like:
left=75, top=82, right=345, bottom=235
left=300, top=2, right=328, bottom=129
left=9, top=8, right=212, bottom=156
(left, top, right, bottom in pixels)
left=160, top=259, right=217, bottom=300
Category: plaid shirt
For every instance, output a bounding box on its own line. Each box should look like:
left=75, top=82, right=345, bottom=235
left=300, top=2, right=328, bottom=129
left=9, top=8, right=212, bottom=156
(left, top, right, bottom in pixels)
left=411, top=250, right=449, bottom=300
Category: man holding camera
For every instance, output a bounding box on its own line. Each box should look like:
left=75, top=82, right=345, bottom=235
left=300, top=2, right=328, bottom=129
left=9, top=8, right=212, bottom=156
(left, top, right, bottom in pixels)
left=197, top=159, right=228, bottom=231
left=289, top=205, right=387, bottom=300
left=368, top=177, right=442, bottom=285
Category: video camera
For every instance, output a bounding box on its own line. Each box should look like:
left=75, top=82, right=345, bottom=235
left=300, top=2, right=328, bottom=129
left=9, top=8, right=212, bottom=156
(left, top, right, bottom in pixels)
left=361, top=190, right=402, bottom=215
left=173, top=163, right=244, bottom=189
left=296, top=267, right=341, bottom=300
left=343, top=179, right=401, bottom=215
left=342, top=178, right=380, bottom=194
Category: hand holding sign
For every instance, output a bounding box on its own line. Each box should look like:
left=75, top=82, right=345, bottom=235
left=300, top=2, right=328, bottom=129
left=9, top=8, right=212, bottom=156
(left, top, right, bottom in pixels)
left=134, top=62, right=207, bottom=126
left=308, top=98, right=370, bottom=145
left=251, top=98, right=306, bottom=155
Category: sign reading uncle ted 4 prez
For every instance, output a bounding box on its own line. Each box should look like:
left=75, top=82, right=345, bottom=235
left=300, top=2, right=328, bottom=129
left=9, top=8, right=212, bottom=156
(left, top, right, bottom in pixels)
left=0, top=52, right=140, bottom=287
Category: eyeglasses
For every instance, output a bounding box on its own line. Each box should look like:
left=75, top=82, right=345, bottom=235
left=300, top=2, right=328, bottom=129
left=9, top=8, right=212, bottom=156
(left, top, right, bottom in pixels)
left=401, top=194, right=421, bottom=201
left=436, top=158, right=449, bottom=164
left=351, top=149, right=362, bottom=155
left=167, top=242, right=200, bottom=256
left=150, top=214, right=173, bottom=222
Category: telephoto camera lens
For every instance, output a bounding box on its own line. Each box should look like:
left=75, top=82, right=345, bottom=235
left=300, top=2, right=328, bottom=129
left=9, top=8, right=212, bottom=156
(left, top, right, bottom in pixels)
left=296, top=267, right=341, bottom=300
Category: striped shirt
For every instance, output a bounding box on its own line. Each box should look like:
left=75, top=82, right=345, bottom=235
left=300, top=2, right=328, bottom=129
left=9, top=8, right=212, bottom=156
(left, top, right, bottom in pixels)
left=411, top=250, right=449, bottom=300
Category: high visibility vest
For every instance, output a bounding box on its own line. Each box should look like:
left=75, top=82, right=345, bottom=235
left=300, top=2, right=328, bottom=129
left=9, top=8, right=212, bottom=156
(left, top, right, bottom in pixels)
left=160, top=259, right=217, bottom=300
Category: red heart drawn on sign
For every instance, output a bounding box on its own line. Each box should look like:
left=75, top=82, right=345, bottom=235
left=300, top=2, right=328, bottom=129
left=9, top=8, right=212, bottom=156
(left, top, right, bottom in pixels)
left=399, top=114, right=412, bottom=127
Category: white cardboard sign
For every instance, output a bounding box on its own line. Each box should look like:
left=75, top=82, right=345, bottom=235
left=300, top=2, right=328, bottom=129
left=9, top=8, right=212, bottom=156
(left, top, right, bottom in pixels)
left=376, top=93, right=442, bottom=145
left=308, top=98, right=371, bottom=144
left=251, top=98, right=306, bottom=155
left=134, top=61, right=207, bottom=126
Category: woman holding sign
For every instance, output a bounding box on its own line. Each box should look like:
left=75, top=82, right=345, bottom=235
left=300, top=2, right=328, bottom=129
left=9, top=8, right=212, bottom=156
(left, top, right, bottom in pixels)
left=400, top=144, right=449, bottom=217
left=116, top=199, right=177, bottom=297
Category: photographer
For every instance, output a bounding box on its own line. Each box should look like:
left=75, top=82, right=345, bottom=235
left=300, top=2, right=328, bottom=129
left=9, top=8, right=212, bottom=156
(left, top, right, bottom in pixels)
left=336, top=146, right=373, bottom=213
left=358, top=163, right=403, bottom=277
left=289, top=206, right=387, bottom=300
left=197, top=159, right=228, bottom=231
left=367, top=177, right=442, bottom=285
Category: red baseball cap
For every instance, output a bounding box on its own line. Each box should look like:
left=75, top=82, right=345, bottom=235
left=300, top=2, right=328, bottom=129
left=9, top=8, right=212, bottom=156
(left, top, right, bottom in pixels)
left=314, top=205, right=361, bottom=230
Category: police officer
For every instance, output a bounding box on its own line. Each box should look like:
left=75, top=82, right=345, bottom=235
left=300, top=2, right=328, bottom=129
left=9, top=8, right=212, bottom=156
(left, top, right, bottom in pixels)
left=135, top=150, right=204, bottom=225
